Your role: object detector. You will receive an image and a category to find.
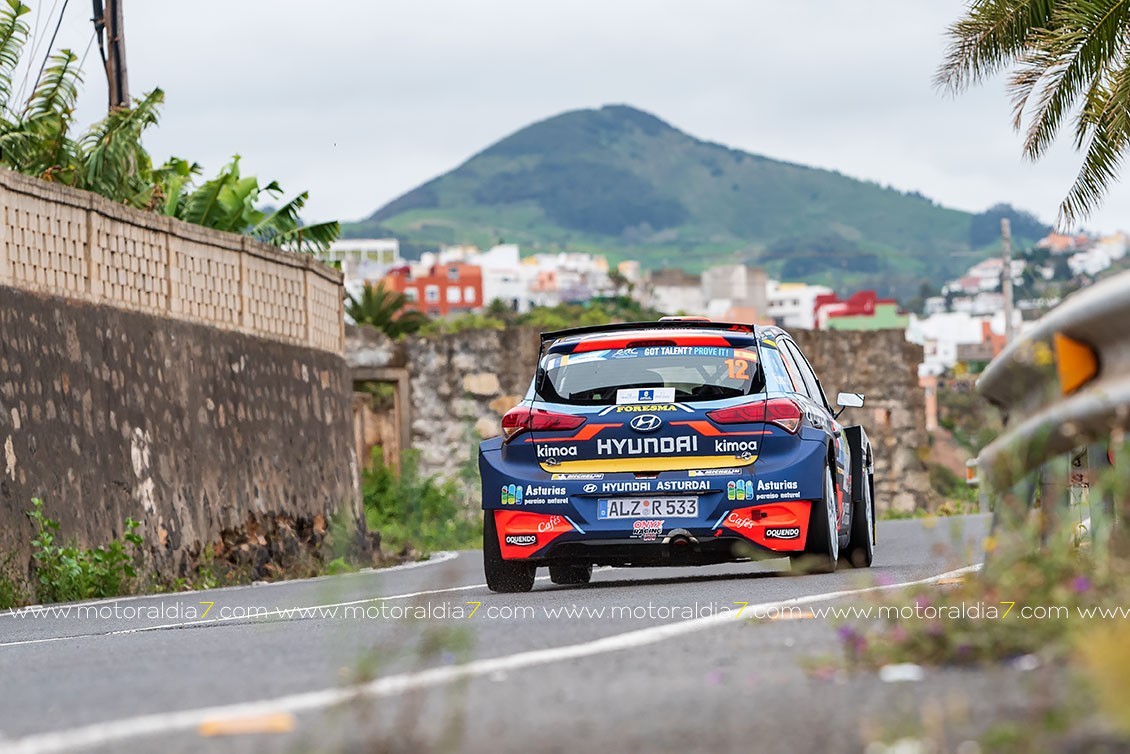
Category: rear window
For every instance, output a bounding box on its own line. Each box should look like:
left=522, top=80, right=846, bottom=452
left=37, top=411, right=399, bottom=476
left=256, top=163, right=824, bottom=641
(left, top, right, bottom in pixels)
left=537, top=345, right=764, bottom=405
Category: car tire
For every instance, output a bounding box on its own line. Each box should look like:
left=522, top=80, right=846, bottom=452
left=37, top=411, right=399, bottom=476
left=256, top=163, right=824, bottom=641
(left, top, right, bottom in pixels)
left=483, top=512, right=536, bottom=593
left=549, top=564, right=593, bottom=585
left=790, top=465, right=839, bottom=575
left=843, top=471, right=875, bottom=568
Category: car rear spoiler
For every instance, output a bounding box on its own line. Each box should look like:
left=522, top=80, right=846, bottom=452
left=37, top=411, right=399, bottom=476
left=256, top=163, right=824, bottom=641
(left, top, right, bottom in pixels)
left=539, top=320, right=757, bottom=351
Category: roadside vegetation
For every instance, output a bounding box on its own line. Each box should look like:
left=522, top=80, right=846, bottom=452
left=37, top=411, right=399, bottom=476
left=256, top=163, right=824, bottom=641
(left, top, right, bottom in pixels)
left=834, top=440, right=1130, bottom=750
left=0, top=1, right=338, bottom=252
left=361, top=450, right=482, bottom=557
left=0, top=497, right=378, bottom=609
left=0, top=499, right=143, bottom=608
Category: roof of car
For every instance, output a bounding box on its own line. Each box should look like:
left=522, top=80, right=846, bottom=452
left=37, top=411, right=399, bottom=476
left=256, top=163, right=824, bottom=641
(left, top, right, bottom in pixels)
left=541, top=320, right=791, bottom=352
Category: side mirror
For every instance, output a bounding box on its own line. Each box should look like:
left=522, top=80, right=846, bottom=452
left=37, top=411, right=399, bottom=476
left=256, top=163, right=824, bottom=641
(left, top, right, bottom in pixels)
left=834, top=392, right=865, bottom=419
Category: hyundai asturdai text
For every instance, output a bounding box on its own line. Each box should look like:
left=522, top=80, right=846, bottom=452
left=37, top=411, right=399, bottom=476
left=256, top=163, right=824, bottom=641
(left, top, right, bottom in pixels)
left=478, top=319, right=875, bottom=592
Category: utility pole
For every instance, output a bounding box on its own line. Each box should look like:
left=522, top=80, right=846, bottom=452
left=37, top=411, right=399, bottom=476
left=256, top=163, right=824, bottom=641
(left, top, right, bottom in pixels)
left=1001, top=217, right=1015, bottom=344
left=92, top=0, right=129, bottom=110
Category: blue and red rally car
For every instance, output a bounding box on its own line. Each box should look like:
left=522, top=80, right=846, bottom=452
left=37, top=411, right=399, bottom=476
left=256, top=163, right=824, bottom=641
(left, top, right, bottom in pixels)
left=479, top=319, right=876, bottom=592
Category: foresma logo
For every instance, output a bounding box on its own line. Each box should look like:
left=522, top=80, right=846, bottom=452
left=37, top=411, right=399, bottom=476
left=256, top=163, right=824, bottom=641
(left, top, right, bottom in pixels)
left=504, top=534, right=537, bottom=547
left=764, top=527, right=801, bottom=540
left=615, top=404, right=679, bottom=413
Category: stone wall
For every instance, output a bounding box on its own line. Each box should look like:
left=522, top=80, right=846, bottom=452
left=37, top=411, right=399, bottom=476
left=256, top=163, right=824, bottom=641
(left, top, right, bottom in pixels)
left=347, top=325, right=932, bottom=513
left=0, top=168, right=358, bottom=584
left=1, top=286, right=359, bottom=581
left=792, top=329, right=932, bottom=512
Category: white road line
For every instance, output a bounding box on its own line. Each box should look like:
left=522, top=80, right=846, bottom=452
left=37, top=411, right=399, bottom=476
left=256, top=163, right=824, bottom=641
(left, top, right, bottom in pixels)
left=0, top=563, right=982, bottom=754
left=0, top=579, right=498, bottom=648
left=0, top=554, right=558, bottom=648
left=0, top=551, right=463, bottom=620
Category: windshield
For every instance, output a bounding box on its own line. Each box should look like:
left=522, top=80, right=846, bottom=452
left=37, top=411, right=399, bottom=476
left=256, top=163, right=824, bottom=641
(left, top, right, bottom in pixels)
left=537, top=345, right=764, bottom=405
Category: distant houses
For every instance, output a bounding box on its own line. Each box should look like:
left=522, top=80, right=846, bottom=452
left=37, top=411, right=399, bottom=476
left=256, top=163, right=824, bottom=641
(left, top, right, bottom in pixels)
left=326, top=238, right=917, bottom=335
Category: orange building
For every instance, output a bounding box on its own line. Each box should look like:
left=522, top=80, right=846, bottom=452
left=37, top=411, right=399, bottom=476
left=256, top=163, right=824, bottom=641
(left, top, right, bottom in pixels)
left=381, top=263, right=484, bottom=317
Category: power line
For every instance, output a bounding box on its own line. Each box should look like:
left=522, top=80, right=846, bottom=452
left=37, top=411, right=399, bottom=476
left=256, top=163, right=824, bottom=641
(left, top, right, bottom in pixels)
left=29, top=0, right=71, bottom=100
left=77, top=27, right=95, bottom=69
left=16, top=0, right=61, bottom=104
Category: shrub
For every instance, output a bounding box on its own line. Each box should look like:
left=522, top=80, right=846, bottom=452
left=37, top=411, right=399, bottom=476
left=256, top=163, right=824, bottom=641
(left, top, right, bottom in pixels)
left=362, top=451, right=481, bottom=556
left=27, top=499, right=143, bottom=604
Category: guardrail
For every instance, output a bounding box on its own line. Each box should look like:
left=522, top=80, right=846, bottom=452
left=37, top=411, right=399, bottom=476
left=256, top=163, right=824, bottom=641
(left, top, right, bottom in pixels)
left=975, top=269, right=1128, bottom=536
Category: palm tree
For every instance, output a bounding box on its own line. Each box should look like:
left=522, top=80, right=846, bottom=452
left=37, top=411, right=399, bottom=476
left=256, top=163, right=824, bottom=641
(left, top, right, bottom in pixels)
left=346, top=283, right=428, bottom=338
left=937, top=0, right=1130, bottom=226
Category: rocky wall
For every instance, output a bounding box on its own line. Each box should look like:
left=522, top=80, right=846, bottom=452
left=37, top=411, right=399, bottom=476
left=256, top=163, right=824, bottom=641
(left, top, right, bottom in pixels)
left=791, top=329, right=932, bottom=512
left=1, top=285, right=360, bottom=583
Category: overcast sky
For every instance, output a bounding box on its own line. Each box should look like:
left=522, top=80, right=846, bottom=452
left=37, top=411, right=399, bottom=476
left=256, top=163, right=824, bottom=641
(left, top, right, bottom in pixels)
left=24, top=0, right=1128, bottom=233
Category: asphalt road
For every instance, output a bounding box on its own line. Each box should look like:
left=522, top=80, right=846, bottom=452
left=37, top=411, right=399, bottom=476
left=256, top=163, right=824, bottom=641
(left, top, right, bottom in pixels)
left=0, top=515, right=1036, bottom=754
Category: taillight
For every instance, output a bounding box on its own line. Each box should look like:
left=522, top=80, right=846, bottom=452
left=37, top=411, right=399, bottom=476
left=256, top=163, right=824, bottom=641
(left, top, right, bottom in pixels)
left=707, top=398, right=802, bottom=434
left=501, top=406, right=586, bottom=441
left=765, top=398, right=802, bottom=433
left=707, top=403, right=765, bottom=424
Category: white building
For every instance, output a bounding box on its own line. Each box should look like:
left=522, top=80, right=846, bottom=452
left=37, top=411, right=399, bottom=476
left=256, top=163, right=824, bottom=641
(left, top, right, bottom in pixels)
left=765, top=281, right=833, bottom=330
left=474, top=244, right=534, bottom=313
left=641, top=269, right=705, bottom=315
left=906, top=310, right=1021, bottom=376
left=322, top=238, right=403, bottom=299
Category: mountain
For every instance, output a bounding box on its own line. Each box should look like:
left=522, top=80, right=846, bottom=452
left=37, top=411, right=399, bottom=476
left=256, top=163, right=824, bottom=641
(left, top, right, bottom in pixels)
left=344, top=105, right=1049, bottom=298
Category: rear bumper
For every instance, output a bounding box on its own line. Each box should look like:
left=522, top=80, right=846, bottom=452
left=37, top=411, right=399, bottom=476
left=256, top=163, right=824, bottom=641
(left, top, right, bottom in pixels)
left=492, top=501, right=813, bottom=564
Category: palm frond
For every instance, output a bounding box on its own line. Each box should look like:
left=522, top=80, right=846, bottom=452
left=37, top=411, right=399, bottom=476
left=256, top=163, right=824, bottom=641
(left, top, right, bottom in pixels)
left=935, top=0, right=1058, bottom=93
left=265, top=219, right=341, bottom=254
left=1009, top=0, right=1130, bottom=159
left=179, top=156, right=238, bottom=227
left=1059, top=53, right=1130, bottom=224
left=77, top=88, right=163, bottom=205
left=24, top=48, right=81, bottom=121
left=152, top=157, right=201, bottom=216
left=346, top=282, right=425, bottom=337
left=0, top=0, right=29, bottom=114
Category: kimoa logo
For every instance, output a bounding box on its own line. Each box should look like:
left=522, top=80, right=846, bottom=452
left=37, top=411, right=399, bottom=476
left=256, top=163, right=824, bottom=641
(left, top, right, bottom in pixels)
left=537, top=444, right=578, bottom=458
left=715, top=439, right=758, bottom=453
left=596, top=436, right=698, bottom=456
left=505, top=534, right=537, bottom=547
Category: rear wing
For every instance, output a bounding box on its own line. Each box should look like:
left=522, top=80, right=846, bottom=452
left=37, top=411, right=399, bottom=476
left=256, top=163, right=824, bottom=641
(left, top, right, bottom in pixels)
left=539, top=320, right=757, bottom=352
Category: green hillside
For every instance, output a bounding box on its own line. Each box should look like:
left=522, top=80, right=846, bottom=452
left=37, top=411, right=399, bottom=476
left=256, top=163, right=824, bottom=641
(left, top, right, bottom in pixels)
left=345, top=105, right=1048, bottom=298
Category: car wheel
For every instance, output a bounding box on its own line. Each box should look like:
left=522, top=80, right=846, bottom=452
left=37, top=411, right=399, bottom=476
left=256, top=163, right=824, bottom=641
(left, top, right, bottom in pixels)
left=483, top=512, right=536, bottom=593
left=843, top=471, right=875, bottom=568
left=790, top=465, right=839, bottom=574
left=549, top=564, right=592, bottom=585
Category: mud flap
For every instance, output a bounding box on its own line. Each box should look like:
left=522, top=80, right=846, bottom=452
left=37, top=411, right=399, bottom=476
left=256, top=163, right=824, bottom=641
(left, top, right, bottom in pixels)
left=844, top=425, right=871, bottom=504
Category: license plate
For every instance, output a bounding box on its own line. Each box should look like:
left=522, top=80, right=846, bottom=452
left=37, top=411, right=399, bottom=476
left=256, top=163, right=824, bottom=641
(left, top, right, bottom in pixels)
left=598, top=497, right=698, bottom=519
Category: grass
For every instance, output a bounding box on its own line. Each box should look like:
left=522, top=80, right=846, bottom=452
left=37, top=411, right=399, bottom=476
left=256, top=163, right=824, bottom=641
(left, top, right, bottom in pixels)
left=362, top=450, right=483, bottom=557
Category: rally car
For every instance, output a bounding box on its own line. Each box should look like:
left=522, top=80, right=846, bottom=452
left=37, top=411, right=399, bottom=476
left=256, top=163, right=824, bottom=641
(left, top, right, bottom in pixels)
left=479, top=319, right=876, bottom=592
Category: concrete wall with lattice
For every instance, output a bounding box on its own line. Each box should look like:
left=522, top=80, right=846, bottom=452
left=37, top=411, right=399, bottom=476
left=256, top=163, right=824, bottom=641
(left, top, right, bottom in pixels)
left=0, top=168, right=343, bottom=352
